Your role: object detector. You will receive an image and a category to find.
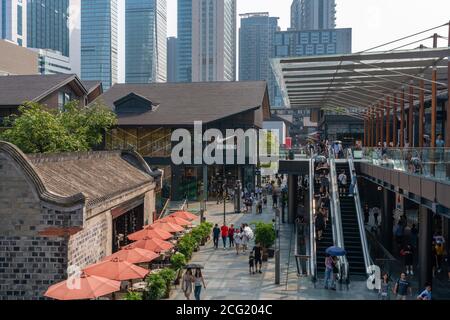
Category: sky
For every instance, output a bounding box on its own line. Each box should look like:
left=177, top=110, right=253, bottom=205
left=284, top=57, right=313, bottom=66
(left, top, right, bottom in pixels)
left=70, top=0, right=450, bottom=82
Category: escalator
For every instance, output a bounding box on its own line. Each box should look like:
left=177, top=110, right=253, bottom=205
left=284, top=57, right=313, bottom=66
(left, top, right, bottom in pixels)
left=335, top=162, right=367, bottom=277
left=314, top=174, right=334, bottom=276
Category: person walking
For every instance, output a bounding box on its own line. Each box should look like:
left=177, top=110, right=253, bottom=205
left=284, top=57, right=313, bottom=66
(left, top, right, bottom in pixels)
left=212, top=224, right=220, bottom=249
left=228, top=224, right=235, bottom=248
left=234, top=229, right=242, bottom=255
left=379, top=273, right=391, bottom=300
left=324, top=254, right=336, bottom=290
left=315, top=211, right=325, bottom=241
left=193, top=268, right=206, bottom=301
left=249, top=252, right=255, bottom=274
left=417, top=283, right=432, bottom=300
left=252, top=243, right=263, bottom=274
left=393, top=272, right=412, bottom=300
left=221, top=224, right=229, bottom=250
left=400, top=244, right=414, bottom=275
left=181, top=269, right=194, bottom=300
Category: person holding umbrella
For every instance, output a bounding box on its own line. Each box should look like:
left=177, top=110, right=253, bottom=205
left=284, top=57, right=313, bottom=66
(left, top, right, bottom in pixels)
left=324, top=254, right=336, bottom=290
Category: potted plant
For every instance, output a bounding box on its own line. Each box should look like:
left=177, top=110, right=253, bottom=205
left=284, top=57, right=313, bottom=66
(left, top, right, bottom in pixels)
left=170, top=252, right=186, bottom=285
left=158, top=268, right=176, bottom=298
left=254, top=222, right=276, bottom=261
left=124, top=290, right=143, bottom=300
left=144, top=273, right=166, bottom=300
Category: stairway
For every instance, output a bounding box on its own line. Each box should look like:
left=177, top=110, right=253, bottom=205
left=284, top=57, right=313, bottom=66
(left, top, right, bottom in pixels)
left=313, top=173, right=334, bottom=277
left=336, top=162, right=366, bottom=277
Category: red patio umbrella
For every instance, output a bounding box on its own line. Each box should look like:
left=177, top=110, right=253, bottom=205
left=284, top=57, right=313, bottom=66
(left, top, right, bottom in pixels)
left=151, top=221, right=185, bottom=233
left=127, top=225, right=173, bottom=241
left=103, top=245, right=159, bottom=264
left=170, top=211, right=198, bottom=221
left=159, top=215, right=191, bottom=226
left=44, top=272, right=120, bottom=300
left=84, top=257, right=149, bottom=281
left=129, top=236, right=174, bottom=253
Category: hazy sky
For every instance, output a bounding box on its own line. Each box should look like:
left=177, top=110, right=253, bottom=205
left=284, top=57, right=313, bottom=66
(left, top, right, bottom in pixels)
left=71, top=0, right=450, bottom=82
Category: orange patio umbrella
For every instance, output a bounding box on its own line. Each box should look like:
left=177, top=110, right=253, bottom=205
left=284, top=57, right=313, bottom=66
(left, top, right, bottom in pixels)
left=127, top=225, right=173, bottom=241
left=170, top=211, right=198, bottom=221
left=84, top=257, right=149, bottom=281
left=130, top=236, right=174, bottom=253
left=159, top=215, right=191, bottom=226
left=103, top=245, right=159, bottom=264
left=44, top=272, right=120, bottom=300
left=152, top=221, right=185, bottom=233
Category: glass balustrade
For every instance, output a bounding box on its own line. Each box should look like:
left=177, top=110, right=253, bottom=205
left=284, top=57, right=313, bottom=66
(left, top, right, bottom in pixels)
left=361, top=147, right=450, bottom=183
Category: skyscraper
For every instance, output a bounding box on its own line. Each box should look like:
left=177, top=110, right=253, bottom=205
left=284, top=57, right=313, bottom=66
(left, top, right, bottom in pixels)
left=125, top=0, right=167, bottom=84
left=81, top=0, right=118, bottom=90
left=177, top=0, right=236, bottom=82
left=0, top=0, right=27, bottom=47
left=167, top=36, right=177, bottom=82
left=27, top=0, right=70, bottom=57
left=176, top=0, right=192, bottom=82
left=290, top=0, right=336, bottom=31
left=239, top=13, right=278, bottom=99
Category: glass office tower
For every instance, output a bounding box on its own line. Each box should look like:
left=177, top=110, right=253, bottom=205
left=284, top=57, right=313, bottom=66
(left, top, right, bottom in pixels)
left=126, top=0, right=167, bottom=83
left=1, top=0, right=27, bottom=46
left=239, top=12, right=279, bottom=101
left=81, top=0, right=118, bottom=90
left=176, top=0, right=192, bottom=82
left=27, top=0, right=69, bottom=56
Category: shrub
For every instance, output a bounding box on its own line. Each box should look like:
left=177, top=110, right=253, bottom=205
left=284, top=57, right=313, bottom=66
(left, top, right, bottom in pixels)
left=144, top=273, right=166, bottom=300
left=254, top=222, right=276, bottom=248
left=124, top=291, right=143, bottom=300
left=190, top=228, right=203, bottom=243
left=158, top=268, right=177, bottom=297
left=177, top=237, right=194, bottom=260
left=170, top=252, right=186, bottom=270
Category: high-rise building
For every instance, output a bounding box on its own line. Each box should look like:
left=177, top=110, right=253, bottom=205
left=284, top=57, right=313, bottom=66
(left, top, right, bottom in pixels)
left=177, top=0, right=236, bottom=82
left=176, top=0, right=192, bottom=82
left=239, top=13, right=278, bottom=99
left=27, top=0, right=70, bottom=57
left=290, top=0, right=336, bottom=31
left=32, top=48, right=72, bottom=75
left=81, top=0, right=118, bottom=90
left=0, top=0, right=27, bottom=47
left=271, top=28, right=351, bottom=105
left=167, top=36, right=177, bottom=83
left=126, top=0, right=167, bottom=84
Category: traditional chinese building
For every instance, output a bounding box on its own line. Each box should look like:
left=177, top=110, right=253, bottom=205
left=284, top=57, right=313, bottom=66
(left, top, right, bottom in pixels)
left=0, top=141, right=160, bottom=300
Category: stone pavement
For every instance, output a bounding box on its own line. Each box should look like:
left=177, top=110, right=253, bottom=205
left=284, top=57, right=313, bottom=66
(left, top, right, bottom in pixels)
left=169, top=199, right=379, bottom=300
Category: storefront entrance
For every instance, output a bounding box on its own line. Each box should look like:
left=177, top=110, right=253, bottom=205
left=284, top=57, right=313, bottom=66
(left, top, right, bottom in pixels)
left=112, top=203, right=144, bottom=252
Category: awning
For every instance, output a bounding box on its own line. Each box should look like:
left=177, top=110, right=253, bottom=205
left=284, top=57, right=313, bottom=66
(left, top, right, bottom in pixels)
left=271, top=47, right=450, bottom=119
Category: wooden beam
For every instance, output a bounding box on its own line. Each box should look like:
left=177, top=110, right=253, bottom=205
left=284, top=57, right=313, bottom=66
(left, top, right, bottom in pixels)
left=386, top=96, right=391, bottom=146
left=408, top=83, right=414, bottom=147
left=419, top=79, right=425, bottom=148
left=431, top=34, right=438, bottom=148
left=393, top=94, right=398, bottom=147
left=400, top=89, right=405, bottom=147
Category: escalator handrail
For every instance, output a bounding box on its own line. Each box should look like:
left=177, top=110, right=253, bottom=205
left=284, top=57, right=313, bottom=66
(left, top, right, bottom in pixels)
left=328, top=148, right=350, bottom=283
left=347, top=149, right=374, bottom=276
left=309, top=156, right=317, bottom=281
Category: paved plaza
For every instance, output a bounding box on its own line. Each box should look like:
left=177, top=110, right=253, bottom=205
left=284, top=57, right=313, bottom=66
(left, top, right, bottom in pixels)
left=169, top=200, right=379, bottom=300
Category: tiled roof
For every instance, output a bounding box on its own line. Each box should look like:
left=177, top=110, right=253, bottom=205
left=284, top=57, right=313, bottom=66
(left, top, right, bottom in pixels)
left=95, top=81, right=269, bottom=126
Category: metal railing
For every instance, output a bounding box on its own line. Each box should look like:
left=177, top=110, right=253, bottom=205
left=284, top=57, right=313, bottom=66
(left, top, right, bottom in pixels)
left=308, top=156, right=317, bottom=283
left=362, top=147, right=450, bottom=183
left=328, top=148, right=349, bottom=284
left=347, top=149, right=374, bottom=278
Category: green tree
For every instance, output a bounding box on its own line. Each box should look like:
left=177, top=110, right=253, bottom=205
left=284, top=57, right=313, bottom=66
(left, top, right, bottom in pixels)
left=0, top=100, right=117, bottom=153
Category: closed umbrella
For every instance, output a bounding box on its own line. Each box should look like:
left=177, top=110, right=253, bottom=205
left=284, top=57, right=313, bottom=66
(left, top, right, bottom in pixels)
left=44, top=272, right=120, bottom=300
left=152, top=221, right=185, bottom=233
left=84, top=257, right=149, bottom=281
left=170, top=211, right=198, bottom=221
left=159, top=215, right=192, bottom=226
left=103, top=245, right=159, bottom=264
left=127, top=225, right=173, bottom=241
left=129, top=236, right=174, bottom=253
left=326, top=246, right=346, bottom=257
